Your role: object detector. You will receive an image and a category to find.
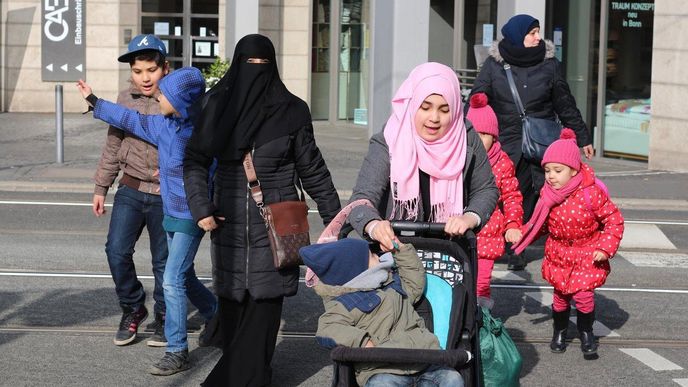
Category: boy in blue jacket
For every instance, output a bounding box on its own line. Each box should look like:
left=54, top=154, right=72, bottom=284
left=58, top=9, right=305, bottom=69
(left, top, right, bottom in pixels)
left=77, top=67, right=217, bottom=376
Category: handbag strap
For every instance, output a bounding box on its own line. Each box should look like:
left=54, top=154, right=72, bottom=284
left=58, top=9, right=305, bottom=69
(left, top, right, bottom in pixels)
left=243, top=152, right=265, bottom=209
left=503, top=64, right=527, bottom=118
left=242, top=152, right=307, bottom=211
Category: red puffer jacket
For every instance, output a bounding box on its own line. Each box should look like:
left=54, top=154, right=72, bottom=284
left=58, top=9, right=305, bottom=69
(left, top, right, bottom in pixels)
left=476, top=149, right=523, bottom=260
left=540, top=165, right=624, bottom=294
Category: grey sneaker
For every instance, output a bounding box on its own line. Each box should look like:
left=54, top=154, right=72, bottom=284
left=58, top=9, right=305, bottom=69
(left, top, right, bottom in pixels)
left=146, top=313, right=167, bottom=347
left=149, top=350, right=190, bottom=376
left=114, top=305, right=148, bottom=346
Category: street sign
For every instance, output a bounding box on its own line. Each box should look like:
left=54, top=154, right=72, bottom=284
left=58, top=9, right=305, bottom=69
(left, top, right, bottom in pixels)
left=42, top=0, right=86, bottom=82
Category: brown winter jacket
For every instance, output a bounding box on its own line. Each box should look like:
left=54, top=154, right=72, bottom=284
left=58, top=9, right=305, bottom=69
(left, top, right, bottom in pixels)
left=93, top=84, right=161, bottom=196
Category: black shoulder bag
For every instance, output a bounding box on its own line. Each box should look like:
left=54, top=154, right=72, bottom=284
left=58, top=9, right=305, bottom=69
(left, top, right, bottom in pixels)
left=503, top=64, right=562, bottom=161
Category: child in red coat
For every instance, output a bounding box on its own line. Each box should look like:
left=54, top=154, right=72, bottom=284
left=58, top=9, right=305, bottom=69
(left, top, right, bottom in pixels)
left=466, top=93, right=523, bottom=308
left=512, top=129, right=624, bottom=358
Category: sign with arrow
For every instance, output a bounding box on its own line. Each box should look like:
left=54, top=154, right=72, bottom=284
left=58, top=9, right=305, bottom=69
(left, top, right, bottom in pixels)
left=42, top=0, right=86, bottom=82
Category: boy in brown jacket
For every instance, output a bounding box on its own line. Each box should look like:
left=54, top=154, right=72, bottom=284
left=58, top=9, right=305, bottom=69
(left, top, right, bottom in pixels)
left=92, top=34, right=169, bottom=347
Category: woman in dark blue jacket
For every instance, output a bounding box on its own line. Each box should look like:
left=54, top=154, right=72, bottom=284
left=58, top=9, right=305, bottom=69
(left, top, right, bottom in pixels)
left=183, top=34, right=341, bottom=386
left=470, top=14, right=593, bottom=270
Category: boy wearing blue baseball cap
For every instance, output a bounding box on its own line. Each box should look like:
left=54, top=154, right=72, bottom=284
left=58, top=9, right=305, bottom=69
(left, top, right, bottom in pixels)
left=92, top=34, right=170, bottom=348
left=78, top=67, right=218, bottom=376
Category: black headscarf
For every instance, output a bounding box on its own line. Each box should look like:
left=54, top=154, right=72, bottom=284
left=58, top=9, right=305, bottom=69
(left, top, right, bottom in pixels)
left=189, top=34, right=308, bottom=161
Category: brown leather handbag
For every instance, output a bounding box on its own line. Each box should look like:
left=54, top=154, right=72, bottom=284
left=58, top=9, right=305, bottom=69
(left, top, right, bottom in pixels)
left=243, top=152, right=310, bottom=270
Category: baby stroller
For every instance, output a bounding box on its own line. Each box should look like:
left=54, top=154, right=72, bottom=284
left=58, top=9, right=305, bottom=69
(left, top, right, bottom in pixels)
left=305, top=200, right=481, bottom=387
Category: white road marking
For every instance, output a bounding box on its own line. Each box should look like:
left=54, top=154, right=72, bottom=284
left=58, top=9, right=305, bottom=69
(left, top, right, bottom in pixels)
left=491, top=270, right=526, bottom=282
left=524, top=291, right=620, bottom=337
left=674, top=379, right=688, bottom=387
left=0, top=200, right=322, bottom=214
left=619, top=251, right=688, bottom=269
left=1, top=273, right=687, bottom=295
left=620, top=224, right=677, bottom=250
left=620, top=348, right=683, bottom=371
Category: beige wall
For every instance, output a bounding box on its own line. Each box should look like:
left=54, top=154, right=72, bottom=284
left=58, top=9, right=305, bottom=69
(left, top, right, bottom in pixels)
left=649, top=1, right=688, bottom=172
left=2, top=0, right=125, bottom=112
left=259, top=0, right=311, bottom=102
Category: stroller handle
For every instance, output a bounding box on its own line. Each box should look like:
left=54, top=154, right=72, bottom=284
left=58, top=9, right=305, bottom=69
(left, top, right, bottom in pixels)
left=390, top=221, right=446, bottom=235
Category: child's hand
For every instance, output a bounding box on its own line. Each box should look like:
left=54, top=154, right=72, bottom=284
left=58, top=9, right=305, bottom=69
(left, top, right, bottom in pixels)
left=198, top=215, right=225, bottom=232
left=505, top=228, right=522, bottom=243
left=593, top=250, right=609, bottom=262
left=76, top=79, right=92, bottom=99
left=364, top=339, right=375, bottom=348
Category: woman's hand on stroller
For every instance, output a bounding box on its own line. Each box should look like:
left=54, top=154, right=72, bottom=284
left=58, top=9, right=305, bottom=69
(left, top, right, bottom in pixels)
left=444, top=214, right=478, bottom=237
left=365, top=220, right=400, bottom=252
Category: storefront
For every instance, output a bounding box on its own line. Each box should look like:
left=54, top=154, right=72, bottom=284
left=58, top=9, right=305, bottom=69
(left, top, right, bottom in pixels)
left=462, top=0, right=654, bottom=160
left=139, top=0, right=220, bottom=72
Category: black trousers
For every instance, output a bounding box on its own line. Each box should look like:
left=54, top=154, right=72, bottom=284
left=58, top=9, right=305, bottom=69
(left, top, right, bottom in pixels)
left=515, top=156, right=544, bottom=223
left=202, top=295, right=284, bottom=387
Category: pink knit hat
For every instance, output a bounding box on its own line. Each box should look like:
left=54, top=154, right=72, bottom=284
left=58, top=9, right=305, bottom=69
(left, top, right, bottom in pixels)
left=466, top=93, right=499, bottom=139
left=541, top=128, right=581, bottom=171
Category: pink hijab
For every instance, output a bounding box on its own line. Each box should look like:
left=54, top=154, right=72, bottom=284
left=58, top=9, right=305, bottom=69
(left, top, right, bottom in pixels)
left=384, top=62, right=467, bottom=222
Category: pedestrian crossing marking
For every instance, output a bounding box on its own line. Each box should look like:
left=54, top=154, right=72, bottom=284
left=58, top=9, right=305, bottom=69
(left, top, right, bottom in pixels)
left=524, top=292, right=620, bottom=337
left=620, top=348, right=683, bottom=371
left=618, top=251, right=688, bottom=269
left=674, top=379, right=688, bottom=387
left=492, top=270, right=526, bottom=281
left=620, top=224, right=677, bottom=250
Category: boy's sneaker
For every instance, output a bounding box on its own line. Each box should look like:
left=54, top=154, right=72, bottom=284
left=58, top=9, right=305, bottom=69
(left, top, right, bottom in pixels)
left=114, top=305, right=148, bottom=346
left=146, top=313, right=167, bottom=347
left=198, top=313, right=223, bottom=348
left=149, top=350, right=190, bottom=376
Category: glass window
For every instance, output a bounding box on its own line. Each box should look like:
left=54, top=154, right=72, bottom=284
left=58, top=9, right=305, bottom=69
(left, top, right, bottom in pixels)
left=141, top=0, right=219, bottom=72
left=338, top=0, right=369, bottom=124
left=603, top=0, right=654, bottom=159
left=142, top=0, right=183, bottom=13
left=192, top=0, right=219, bottom=14
left=311, top=0, right=331, bottom=120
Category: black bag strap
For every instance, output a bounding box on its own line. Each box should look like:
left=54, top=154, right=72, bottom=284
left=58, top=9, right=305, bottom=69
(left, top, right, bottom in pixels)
left=503, top=64, right=526, bottom=118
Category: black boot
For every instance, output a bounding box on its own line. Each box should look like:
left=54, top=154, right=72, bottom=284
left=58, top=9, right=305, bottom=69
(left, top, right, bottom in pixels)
left=550, top=309, right=570, bottom=353
left=507, top=253, right=526, bottom=271
left=577, top=310, right=598, bottom=358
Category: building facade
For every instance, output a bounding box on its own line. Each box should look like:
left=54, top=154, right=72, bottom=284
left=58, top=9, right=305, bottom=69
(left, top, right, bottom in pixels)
left=0, top=0, right=685, bottom=171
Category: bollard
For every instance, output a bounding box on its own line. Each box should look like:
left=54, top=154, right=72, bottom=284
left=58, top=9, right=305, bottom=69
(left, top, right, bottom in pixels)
left=55, top=84, right=64, bottom=164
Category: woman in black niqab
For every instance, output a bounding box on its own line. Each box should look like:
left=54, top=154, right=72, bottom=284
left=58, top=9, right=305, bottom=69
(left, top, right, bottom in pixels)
left=184, top=34, right=341, bottom=387
left=190, top=33, right=309, bottom=161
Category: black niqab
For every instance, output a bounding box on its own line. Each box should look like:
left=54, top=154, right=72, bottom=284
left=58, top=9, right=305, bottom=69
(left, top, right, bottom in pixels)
left=189, top=34, right=308, bottom=161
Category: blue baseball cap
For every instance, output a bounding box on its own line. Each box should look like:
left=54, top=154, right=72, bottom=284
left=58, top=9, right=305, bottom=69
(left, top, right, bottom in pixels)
left=118, top=34, right=167, bottom=63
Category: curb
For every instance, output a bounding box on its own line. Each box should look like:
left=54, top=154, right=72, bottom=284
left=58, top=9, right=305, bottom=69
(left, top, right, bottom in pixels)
left=0, top=181, right=686, bottom=212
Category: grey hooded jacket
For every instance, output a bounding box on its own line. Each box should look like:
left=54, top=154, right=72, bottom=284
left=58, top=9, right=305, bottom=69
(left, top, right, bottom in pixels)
left=348, top=121, right=499, bottom=236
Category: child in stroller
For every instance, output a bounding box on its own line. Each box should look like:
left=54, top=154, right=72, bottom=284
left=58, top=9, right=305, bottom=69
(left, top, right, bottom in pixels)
left=300, top=238, right=464, bottom=387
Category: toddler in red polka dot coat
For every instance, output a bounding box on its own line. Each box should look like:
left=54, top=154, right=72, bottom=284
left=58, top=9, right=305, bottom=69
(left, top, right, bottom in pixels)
left=466, top=93, right=524, bottom=308
left=512, top=128, right=624, bottom=358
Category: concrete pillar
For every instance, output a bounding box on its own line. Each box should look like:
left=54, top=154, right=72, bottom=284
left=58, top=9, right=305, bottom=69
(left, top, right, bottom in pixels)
left=225, top=0, right=260, bottom=60
left=649, top=1, right=688, bottom=172
left=369, top=0, right=430, bottom=134
left=497, top=0, right=546, bottom=38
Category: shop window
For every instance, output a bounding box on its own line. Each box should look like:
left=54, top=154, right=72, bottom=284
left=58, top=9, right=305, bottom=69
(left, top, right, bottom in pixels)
left=603, top=1, right=654, bottom=159
left=141, top=0, right=219, bottom=72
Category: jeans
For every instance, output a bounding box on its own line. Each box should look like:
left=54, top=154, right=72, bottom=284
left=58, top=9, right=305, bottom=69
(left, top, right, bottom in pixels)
left=164, top=231, right=217, bottom=352
left=365, top=365, right=464, bottom=387
left=105, top=185, right=168, bottom=315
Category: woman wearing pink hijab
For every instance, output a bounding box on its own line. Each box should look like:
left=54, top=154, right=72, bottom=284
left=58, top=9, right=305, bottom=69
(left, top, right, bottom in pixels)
left=349, top=62, right=499, bottom=250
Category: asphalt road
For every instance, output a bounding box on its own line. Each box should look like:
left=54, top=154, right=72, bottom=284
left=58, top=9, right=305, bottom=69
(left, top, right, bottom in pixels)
left=1, top=191, right=688, bottom=386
